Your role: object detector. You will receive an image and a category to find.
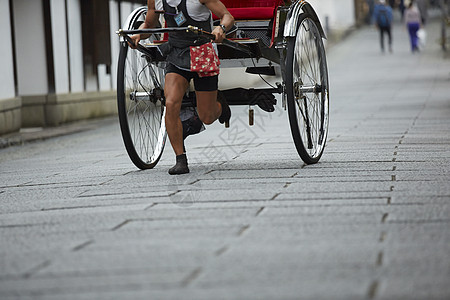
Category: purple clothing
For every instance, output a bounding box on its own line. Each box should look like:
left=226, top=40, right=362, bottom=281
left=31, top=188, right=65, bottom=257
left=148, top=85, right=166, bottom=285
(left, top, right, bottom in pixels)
left=408, top=22, right=420, bottom=51
left=405, top=6, right=421, bottom=52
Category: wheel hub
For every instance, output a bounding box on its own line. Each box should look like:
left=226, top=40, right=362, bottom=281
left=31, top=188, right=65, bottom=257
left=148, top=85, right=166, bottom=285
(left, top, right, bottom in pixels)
left=129, top=88, right=164, bottom=104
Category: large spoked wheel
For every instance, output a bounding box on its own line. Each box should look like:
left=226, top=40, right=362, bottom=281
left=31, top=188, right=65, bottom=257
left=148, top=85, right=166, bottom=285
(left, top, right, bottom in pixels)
left=286, top=14, right=329, bottom=164
left=117, top=7, right=166, bottom=170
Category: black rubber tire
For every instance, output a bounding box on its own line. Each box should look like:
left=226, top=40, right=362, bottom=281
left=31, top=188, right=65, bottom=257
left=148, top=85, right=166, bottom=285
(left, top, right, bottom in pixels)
left=116, top=9, right=166, bottom=170
left=286, top=14, right=329, bottom=164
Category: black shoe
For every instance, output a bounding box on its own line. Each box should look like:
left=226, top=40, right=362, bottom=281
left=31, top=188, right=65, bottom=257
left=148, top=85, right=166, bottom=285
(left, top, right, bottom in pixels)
left=168, top=154, right=189, bottom=175
left=182, top=114, right=204, bottom=140
left=181, top=107, right=205, bottom=140
left=217, top=92, right=231, bottom=124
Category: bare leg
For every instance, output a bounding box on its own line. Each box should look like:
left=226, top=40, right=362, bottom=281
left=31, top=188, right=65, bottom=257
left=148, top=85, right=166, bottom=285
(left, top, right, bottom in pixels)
left=165, top=73, right=189, bottom=155
left=196, top=90, right=222, bottom=125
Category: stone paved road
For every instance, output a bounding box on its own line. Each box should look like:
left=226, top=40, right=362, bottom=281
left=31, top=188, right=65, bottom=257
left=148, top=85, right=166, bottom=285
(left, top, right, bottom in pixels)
left=1, top=16, right=449, bottom=300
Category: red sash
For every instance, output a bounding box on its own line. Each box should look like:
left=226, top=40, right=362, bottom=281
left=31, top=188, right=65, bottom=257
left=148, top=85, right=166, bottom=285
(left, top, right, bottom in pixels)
left=190, top=42, right=220, bottom=77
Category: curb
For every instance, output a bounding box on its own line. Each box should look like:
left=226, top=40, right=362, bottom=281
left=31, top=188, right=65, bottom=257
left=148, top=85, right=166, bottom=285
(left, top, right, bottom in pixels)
left=0, top=116, right=117, bottom=149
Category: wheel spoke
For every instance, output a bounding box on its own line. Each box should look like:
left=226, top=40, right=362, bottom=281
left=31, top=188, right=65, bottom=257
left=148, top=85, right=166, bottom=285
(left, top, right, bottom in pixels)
left=287, top=16, right=329, bottom=164
left=117, top=8, right=166, bottom=169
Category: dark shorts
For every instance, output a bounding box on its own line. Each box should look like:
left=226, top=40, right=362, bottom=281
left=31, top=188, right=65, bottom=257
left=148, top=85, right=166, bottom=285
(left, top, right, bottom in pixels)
left=166, top=63, right=218, bottom=92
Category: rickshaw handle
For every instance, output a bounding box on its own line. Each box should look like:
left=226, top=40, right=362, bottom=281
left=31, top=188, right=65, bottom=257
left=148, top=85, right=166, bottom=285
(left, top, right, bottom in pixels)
left=117, top=26, right=253, bottom=56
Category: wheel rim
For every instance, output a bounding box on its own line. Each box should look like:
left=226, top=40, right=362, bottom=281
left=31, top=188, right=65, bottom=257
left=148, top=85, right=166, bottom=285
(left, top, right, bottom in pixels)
left=123, top=49, right=166, bottom=166
left=118, top=9, right=166, bottom=169
left=292, top=17, right=329, bottom=160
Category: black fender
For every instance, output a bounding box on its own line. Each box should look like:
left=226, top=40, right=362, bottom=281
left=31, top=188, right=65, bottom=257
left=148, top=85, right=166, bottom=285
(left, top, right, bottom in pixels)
left=284, top=1, right=327, bottom=39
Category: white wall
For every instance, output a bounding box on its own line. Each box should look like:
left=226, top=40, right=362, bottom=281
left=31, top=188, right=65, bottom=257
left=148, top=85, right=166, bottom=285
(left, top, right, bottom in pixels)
left=0, top=0, right=16, bottom=100
left=95, top=1, right=143, bottom=92
left=50, top=0, right=69, bottom=94
left=108, top=2, right=146, bottom=91
left=98, top=64, right=111, bottom=91
left=308, top=0, right=356, bottom=32
left=13, top=0, right=48, bottom=96
left=109, top=0, right=120, bottom=91
left=67, top=0, right=84, bottom=93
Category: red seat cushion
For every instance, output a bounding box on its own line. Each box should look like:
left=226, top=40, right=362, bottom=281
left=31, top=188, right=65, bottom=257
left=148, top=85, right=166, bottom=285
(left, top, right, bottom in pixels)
left=221, top=0, right=282, bottom=8
left=226, top=7, right=276, bottom=20
left=214, top=0, right=284, bottom=20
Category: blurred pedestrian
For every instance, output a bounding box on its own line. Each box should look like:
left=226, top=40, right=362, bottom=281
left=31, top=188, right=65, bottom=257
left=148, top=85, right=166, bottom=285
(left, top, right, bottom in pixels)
left=416, top=0, right=429, bottom=24
left=367, top=0, right=375, bottom=24
left=400, top=0, right=406, bottom=20
left=374, top=0, right=394, bottom=52
left=405, top=0, right=422, bottom=52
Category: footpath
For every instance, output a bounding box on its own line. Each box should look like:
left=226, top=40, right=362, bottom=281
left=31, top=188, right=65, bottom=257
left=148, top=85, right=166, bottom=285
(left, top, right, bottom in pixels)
left=0, top=13, right=449, bottom=300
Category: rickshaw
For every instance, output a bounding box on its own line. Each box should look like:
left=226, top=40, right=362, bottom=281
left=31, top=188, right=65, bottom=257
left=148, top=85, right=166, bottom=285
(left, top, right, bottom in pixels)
left=116, top=0, right=329, bottom=170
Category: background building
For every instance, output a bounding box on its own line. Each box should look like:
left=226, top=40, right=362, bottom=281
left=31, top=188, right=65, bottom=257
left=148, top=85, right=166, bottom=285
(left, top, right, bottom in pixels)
left=0, top=0, right=146, bottom=135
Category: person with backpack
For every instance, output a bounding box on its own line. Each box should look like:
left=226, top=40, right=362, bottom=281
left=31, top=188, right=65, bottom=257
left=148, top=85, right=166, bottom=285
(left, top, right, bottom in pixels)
left=373, top=0, right=394, bottom=53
